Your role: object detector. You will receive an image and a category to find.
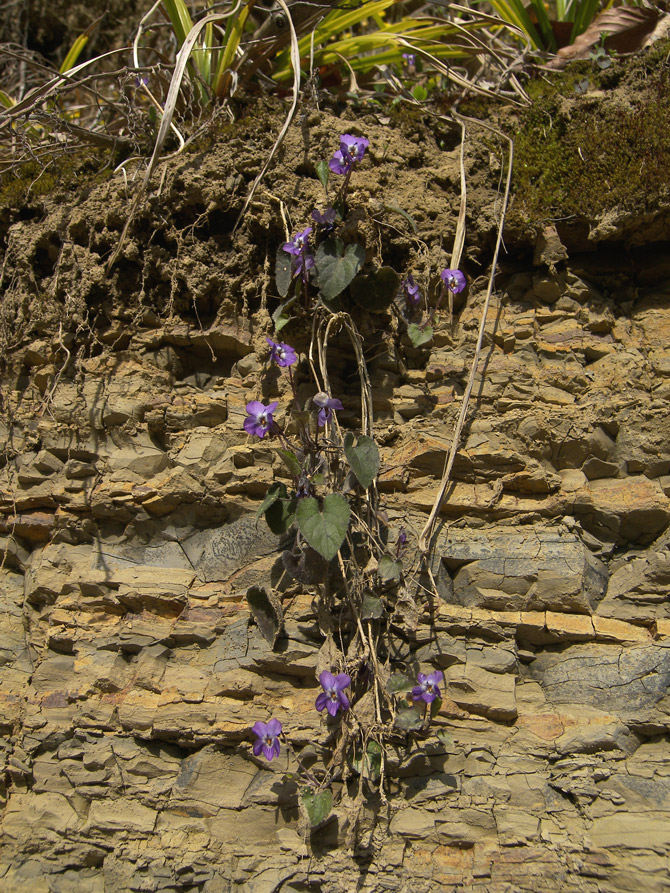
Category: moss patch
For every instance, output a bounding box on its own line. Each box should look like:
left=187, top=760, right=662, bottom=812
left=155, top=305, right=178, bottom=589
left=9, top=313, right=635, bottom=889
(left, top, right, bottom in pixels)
left=509, top=40, right=670, bottom=231
left=0, top=151, right=113, bottom=210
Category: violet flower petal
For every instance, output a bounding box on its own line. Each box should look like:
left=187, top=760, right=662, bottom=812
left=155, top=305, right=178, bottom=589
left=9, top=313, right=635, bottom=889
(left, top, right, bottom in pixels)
left=252, top=718, right=282, bottom=761
left=340, top=134, right=369, bottom=162
left=319, top=670, right=336, bottom=690
left=336, top=691, right=350, bottom=712
left=266, top=337, right=297, bottom=368
left=266, top=718, right=283, bottom=737
left=328, top=150, right=351, bottom=175
left=315, top=691, right=330, bottom=713
left=334, top=673, right=351, bottom=690
left=440, top=268, right=466, bottom=294
left=243, top=401, right=278, bottom=439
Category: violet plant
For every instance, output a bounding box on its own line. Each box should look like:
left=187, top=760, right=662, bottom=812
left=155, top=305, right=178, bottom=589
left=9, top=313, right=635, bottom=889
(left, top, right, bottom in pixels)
left=313, top=392, right=344, bottom=427
left=403, top=273, right=421, bottom=307
left=315, top=671, right=351, bottom=716
left=274, top=132, right=370, bottom=329
left=242, top=133, right=465, bottom=832
left=266, top=337, right=297, bottom=368
left=412, top=670, right=444, bottom=704
left=403, top=265, right=467, bottom=348
left=243, top=401, right=278, bottom=438
left=252, top=719, right=283, bottom=761
left=328, top=133, right=370, bottom=208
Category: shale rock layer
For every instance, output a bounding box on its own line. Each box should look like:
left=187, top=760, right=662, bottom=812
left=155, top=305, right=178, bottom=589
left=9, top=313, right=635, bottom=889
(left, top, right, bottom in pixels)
left=2, top=63, right=670, bottom=891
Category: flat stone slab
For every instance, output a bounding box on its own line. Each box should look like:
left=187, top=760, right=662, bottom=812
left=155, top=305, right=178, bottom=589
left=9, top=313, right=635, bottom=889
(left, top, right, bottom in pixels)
left=530, top=643, right=670, bottom=717
left=434, top=528, right=608, bottom=613
left=93, top=515, right=282, bottom=583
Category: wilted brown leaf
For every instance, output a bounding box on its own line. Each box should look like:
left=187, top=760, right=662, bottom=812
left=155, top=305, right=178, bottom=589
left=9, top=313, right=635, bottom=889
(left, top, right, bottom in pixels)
left=551, top=5, right=664, bottom=67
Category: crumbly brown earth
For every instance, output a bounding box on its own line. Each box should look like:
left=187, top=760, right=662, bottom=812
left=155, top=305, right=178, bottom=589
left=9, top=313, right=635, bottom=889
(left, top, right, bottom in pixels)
left=1, top=38, right=670, bottom=893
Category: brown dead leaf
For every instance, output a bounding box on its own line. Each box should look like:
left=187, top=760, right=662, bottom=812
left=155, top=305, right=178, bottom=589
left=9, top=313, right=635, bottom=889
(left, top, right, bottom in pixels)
left=316, top=633, right=343, bottom=679
left=551, top=5, right=664, bottom=67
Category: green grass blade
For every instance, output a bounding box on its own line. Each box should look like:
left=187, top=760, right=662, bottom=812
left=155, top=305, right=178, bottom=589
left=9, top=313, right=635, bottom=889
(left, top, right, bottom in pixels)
left=527, top=0, right=557, bottom=51
left=485, top=0, right=546, bottom=50
left=161, top=0, right=212, bottom=90
left=213, top=0, right=253, bottom=98
left=571, top=0, right=603, bottom=39
left=59, top=32, right=90, bottom=74
left=161, top=0, right=194, bottom=47
left=307, top=0, right=397, bottom=49
left=273, top=13, right=494, bottom=80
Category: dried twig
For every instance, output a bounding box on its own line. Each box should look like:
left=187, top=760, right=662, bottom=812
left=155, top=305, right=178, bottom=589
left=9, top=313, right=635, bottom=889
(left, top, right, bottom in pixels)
left=419, top=117, right=514, bottom=556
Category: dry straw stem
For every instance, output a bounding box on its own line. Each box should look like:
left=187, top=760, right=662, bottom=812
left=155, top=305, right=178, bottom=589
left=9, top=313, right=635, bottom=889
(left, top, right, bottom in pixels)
left=106, top=4, right=244, bottom=272
left=402, top=2, right=530, bottom=105
left=0, top=48, right=132, bottom=147
left=448, top=117, right=467, bottom=322
left=106, top=0, right=301, bottom=271
left=233, top=0, right=302, bottom=230
left=418, top=116, right=514, bottom=557
left=315, top=311, right=374, bottom=438
left=130, top=0, right=186, bottom=151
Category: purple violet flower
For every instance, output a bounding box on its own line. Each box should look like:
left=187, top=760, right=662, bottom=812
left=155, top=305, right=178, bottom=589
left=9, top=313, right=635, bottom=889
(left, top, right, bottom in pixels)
left=266, top=337, right=297, bottom=368
left=440, top=269, right=466, bottom=294
left=402, top=53, right=416, bottom=68
left=311, top=206, right=336, bottom=234
left=295, top=475, right=313, bottom=499
left=315, top=670, right=351, bottom=717
left=252, top=718, right=282, bottom=761
left=329, top=134, right=370, bottom=176
left=243, top=400, right=278, bottom=438
left=397, top=528, right=407, bottom=548
left=313, top=392, right=343, bottom=427
left=412, top=670, right=444, bottom=704
left=283, top=226, right=312, bottom=257
left=403, top=273, right=421, bottom=306
left=283, top=226, right=315, bottom=281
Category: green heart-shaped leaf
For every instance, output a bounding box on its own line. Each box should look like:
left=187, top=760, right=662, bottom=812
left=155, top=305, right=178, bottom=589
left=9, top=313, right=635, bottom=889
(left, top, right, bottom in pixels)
left=350, top=266, right=400, bottom=313
left=275, top=246, right=293, bottom=298
left=315, top=239, right=365, bottom=301
left=265, top=497, right=297, bottom=535
left=350, top=741, right=382, bottom=780
left=295, top=494, right=350, bottom=561
left=315, top=159, right=330, bottom=191
left=395, top=704, right=424, bottom=731
left=301, top=787, right=333, bottom=828
left=387, top=673, right=414, bottom=695
left=343, top=432, right=379, bottom=489
left=277, top=449, right=302, bottom=478
left=256, top=482, right=288, bottom=520
left=272, top=294, right=297, bottom=332
left=408, top=323, right=433, bottom=348
left=378, top=553, right=403, bottom=581
left=361, top=592, right=384, bottom=620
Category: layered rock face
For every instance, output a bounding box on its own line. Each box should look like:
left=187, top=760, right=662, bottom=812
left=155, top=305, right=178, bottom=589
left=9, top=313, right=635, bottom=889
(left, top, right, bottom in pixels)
left=2, top=93, right=670, bottom=891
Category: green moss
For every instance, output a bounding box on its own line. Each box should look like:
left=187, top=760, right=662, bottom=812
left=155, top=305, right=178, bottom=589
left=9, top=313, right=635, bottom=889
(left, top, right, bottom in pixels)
left=0, top=151, right=112, bottom=208
left=511, top=41, right=670, bottom=228
left=388, top=101, right=425, bottom=134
